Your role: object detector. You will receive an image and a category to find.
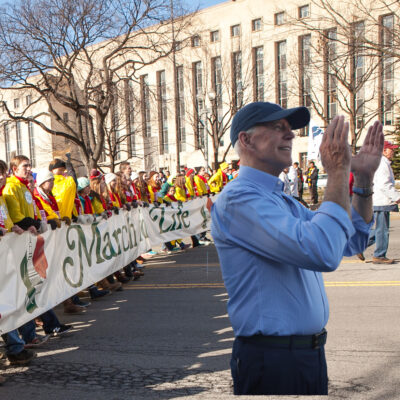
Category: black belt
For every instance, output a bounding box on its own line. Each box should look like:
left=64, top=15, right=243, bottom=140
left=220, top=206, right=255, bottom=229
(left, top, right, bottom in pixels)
left=238, top=329, right=327, bottom=350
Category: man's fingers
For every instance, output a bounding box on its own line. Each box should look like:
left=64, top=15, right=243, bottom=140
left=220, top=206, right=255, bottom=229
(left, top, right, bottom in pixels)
left=339, top=120, right=349, bottom=145
left=375, top=123, right=384, bottom=152
left=324, top=115, right=339, bottom=142
left=362, top=124, right=373, bottom=149
left=335, top=116, right=344, bottom=142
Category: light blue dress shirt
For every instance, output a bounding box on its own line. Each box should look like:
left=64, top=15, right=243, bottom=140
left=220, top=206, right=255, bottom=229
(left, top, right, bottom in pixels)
left=211, top=166, right=372, bottom=337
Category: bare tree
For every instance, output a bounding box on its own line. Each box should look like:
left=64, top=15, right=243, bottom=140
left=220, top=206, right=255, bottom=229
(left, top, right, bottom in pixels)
left=184, top=42, right=266, bottom=170
left=0, top=0, right=192, bottom=172
left=286, top=0, right=400, bottom=151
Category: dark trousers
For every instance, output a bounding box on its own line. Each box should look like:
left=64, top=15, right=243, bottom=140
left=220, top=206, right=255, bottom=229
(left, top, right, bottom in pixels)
left=309, top=183, right=318, bottom=204
left=230, top=336, right=328, bottom=395
left=41, top=309, right=60, bottom=334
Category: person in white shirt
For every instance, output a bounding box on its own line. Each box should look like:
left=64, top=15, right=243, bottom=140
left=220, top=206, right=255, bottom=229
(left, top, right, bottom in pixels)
left=362, top=140, right=400, bottom=264
left=279, top=168, right=291, bottom=195
left=288, top=165, right=299, bottom=198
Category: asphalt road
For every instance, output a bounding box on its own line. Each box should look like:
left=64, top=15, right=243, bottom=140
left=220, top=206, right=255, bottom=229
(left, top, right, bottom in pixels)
left=1, top=216, right=400, bottom=400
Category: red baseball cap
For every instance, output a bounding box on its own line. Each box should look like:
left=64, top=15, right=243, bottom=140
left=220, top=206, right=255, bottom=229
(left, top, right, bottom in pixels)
left=384, top=140, right=399, bottom=150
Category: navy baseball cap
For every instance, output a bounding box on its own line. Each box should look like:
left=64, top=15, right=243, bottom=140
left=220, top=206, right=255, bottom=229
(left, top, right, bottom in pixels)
left=230, top=102, right=310, bottom=147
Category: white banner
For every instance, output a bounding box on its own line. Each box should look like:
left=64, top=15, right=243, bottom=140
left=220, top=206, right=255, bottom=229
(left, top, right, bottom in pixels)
left=307, top=119, right=324, bottom=161
left=0, top=197, right=211, bottom=334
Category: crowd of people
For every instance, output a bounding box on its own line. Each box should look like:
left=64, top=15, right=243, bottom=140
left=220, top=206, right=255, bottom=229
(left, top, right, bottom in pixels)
left=0, top=154, right=239, bottom=383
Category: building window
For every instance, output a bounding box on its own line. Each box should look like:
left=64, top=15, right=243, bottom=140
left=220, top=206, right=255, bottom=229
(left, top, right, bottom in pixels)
left=14, top=98, right=20, bottom=109
left=125, top=79, right=135, bottom=158
left=26, top=95, right=32, bottom=106
left=325, top=29, right=337, bottom=122
left=111, top=85, right=121, bottom=160
left=4, top=123, right=10, bottom=164
left=141, top=74, right=151, bottom=138
left=175, top=41, right=182, bottom=51
left=231, top=24, right=240, bottom=37
left=16, top=121, right=22, bottom=155
left=277, top=41, right=287, bottom=109
left=380, top=14, right=394, bottom=126
left=252, top=18, right=262, bottom=31
left=299, top=5, right=310, bottom=19
left=211, top=56, right=223, bottom=122
left=28, top=121, right=36, bottom=168
left=275, top=12, right=285, bottom=26
left=157, top=70, right=168, bottom=154
left=63, top=112, right=69, bottom=123
left=232, top=51, right=243, bottom=110
left=210, top=30, right=220, bottom=42
left=193, top=61, right=205, bottom=150
left=299, top=34, right=312, bottom=137
left=191, top=35, right=200, bottom=47
left=176, top=66, right=186, bottom=152
left=253, top=46, right=264, bottom=101
left=352, top=21, right=365, bottom=129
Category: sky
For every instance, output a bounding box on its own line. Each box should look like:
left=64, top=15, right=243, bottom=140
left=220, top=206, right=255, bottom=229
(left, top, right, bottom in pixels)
left=197, top=0, right=226, bottom=8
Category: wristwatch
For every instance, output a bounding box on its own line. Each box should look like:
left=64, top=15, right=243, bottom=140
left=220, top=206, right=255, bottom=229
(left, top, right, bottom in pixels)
left=352, top=186, right=374, bottom=197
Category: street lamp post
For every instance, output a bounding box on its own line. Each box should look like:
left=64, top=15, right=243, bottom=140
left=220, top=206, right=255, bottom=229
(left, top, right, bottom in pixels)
left=198, top=91, right=216, bottom=173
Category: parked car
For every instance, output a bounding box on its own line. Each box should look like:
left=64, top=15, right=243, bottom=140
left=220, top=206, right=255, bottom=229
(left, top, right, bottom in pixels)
left=318, top=173, right=328, bottom=188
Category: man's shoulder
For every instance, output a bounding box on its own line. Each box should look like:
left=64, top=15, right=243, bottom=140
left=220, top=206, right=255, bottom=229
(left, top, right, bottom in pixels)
left=214, top=178, right=269, bottom=207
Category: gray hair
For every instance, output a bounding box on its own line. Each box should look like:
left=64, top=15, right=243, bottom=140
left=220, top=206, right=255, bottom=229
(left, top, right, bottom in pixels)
left=234, top=127, right=256, bottom=156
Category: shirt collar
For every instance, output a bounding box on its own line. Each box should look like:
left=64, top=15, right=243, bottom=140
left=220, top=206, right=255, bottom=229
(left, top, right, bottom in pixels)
left=238, top=166, right=284, bottom=192
left=383, top=155, right=392, bottom=165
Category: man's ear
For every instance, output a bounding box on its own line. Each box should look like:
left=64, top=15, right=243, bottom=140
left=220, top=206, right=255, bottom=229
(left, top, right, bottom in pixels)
left=238, top=131, right=250, bottom=147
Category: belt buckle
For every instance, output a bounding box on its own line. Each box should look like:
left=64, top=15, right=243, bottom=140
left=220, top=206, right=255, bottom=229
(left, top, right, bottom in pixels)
left=312, top=329, right=327, bottom=349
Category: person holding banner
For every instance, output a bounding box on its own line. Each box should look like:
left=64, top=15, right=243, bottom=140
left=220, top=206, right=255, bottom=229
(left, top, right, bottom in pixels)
left=0, top=159, right=37, bottom=366
left=4, top=155, right=72, bottom=342
left=147, top=171, right=163, bottom=204
left=211, top=101, right=384, bottom=395
left=34, top=169, right=61, bottom=227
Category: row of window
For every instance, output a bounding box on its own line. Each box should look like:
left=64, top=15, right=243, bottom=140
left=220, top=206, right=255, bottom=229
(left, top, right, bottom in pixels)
left=190, top=6, right=309, bottom=48
left=275, top=4, right=310, bottom=26
left=7, top=95, right=32, bottom=110
left=3, top=121, right=36, bottom=166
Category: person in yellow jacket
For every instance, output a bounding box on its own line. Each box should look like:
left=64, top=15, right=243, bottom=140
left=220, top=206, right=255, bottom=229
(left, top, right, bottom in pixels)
left=0, top=160, right=24, bottom=234
left=208, top=161, right=230, bottom=193
left=49, top=155, right=77, bottom=219
left=4, top=156, right=75, bottom=331
left=174, top=175, right=189, bottom=202
left=194, top=167, right=210, bottom=196
left=173, top=175, right=202, bottom=248
left=104, top=173, right=123, bottom=208
left=33, top=169, right=61, bottom=222
left=4, top=155, right=41, bottom=233
left=185, top=169, right=196, bottom=197
left=147, top=171, right=163, bottom=203
left=89, top=171, right=111, bottom=214
left=0, top=158, right=46, bottom=365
